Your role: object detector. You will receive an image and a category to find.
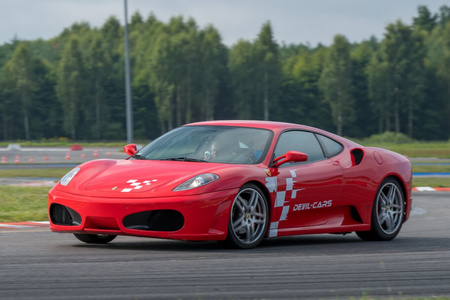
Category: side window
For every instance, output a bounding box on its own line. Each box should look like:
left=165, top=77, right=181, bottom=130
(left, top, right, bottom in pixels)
left=274, top=131, right=325, bottom=164
left=316, top=134, right=343, bottom=158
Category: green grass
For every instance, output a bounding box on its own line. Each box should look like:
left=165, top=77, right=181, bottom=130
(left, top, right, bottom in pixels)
left=357, top=142, right=450, bottom=158
left=0, top=186, right=49, bottom=222
left=351, top=132, right=449, bottom=158
left=412, top=165, right=450, bottom=173
left=0, top=168, right=71, bottom=178
left=412, top=177, right=450, bottom=188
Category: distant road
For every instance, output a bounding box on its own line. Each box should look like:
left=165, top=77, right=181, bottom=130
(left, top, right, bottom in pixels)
left=0, top=147, right=128, bottom=164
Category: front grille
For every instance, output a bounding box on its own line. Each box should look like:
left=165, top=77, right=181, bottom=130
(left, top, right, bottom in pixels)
left=123, top=210, right=184, bottom=232
left=50, top=204, right=82, bottom=226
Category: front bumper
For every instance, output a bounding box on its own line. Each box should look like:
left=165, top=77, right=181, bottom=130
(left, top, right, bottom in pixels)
left=48, top=188, right=238, bottom=241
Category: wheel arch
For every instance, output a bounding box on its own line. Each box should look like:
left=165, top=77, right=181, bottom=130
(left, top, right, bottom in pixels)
left=380, top=174, right=409, bottom=223
left=244, top=180, right=272, bottom=220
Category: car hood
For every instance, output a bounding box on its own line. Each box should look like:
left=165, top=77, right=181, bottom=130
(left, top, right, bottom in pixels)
left=55, top=159, right=257, bottom=197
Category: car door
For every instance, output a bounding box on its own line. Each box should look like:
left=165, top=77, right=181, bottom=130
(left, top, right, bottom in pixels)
left=266, top=130, right=343, bottom=237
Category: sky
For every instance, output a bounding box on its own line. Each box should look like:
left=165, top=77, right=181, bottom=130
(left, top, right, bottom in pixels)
left=0, top=0, right=448, bottom=47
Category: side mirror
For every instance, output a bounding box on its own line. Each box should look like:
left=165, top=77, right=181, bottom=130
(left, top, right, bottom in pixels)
left=124, top=144, right=137, bottom=156
left=272, top=151, right=308, bottom=168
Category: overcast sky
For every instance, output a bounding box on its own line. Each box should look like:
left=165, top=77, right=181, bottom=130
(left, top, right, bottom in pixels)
left=0, top=0, right=448, bottom=47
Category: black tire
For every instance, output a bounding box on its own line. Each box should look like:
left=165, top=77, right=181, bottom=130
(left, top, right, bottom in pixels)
left=220, top=183, right=269, bottom=249
left=357, top=178, right=405, bottom=241
left=73, top=233, right=117, bottom=244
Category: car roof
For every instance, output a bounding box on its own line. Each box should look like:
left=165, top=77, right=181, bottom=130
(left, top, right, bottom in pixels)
left=186, top=120, right=310, bottom=130
left=185, top=120, right=362, bottom=148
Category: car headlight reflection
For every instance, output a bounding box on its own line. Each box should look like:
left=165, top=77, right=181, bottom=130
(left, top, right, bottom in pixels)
left=173, top=173, right=219, bottom=191
left=60, top=167, right=80, bottom=186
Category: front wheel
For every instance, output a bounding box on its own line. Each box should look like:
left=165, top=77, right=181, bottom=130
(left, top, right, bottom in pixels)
left=221, top=183, right=269, bottom=249
left=73, top=233, right=117, bottom=244
left=357, top=178, right=405, bottom=241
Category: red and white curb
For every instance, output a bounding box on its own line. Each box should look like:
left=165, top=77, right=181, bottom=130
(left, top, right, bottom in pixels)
left=0, top=221, right=49, bottom=229
left=413, top=187, right=450, bottom=192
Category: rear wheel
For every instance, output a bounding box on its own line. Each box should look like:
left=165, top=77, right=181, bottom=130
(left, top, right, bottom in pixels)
left=221, top=183, right=269, bottom=249
left=357, top=178, right=405, bottom=241
left=73, top=233, right=117, bottom=244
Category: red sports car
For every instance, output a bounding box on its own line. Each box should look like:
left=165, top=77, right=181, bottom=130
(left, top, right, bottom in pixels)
left=48, top=120, right=412, bottom=249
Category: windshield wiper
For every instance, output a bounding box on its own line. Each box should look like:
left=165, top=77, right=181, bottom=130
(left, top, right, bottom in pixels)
left=132, top=154, right=147, bottom=160
left=162, top=157, right=207, bottom=162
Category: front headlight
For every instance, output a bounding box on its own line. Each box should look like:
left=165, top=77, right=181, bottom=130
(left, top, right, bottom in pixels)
left=60, top=167, right=80, bottom=186
left=173, top=173, right=219, bottom=191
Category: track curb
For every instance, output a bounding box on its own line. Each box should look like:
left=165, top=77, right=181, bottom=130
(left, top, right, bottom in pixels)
left=0, top=221, right=50, bottom=229
left=412, top=187, right=450, bottom=192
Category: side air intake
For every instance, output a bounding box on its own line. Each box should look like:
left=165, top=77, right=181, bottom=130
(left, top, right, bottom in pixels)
left=351, top=149, right=364, bottom=166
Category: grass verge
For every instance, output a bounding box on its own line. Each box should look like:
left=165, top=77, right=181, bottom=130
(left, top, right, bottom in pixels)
left=0, top=168, right=71, bottom=178
left=412, top=177, right=450, bottom=188
left=358, top=142, right=450, bottom=158
left=412, top=165, right=450, bottom=173
left=0, top=186, right=49, bottom=222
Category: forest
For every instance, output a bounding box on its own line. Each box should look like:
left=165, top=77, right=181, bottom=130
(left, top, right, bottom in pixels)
left=0, top=5, right=449, bottom=142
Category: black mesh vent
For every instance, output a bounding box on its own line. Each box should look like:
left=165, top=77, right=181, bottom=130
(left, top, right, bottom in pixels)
left=50, top=204, right=82, bottom=226
left=123, top=210, right=184, bottom=232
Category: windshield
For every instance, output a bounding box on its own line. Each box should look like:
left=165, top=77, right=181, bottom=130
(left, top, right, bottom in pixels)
left=136, top=125, right=273, bottom=164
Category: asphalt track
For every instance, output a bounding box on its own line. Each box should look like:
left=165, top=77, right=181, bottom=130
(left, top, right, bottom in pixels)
left=0, top=192, right=449, bottom=299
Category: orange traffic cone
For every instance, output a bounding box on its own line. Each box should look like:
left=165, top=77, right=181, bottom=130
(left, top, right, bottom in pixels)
left=65, top=151, right=71, bottom=160
left=15, top=155, right=20, bottom=163
left=1, top=156, right=6, bottom=163
left=81, top=153, right=86, bottom=159
left=45, top=155, right=49, bottom=161
left=93, top=150, right=99, bottom=157
left=29, top=157, right=34, bottom=163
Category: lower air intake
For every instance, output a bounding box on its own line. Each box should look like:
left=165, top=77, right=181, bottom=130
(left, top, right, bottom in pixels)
left=50, top=204, right=82, bottom=226
left=123, top=210, right=184, bottom=232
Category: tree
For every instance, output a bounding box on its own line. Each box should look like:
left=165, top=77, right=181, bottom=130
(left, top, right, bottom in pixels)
left=367, top=51, right=391, bottom=133
left=100, top=16, right=126, bottom=139
left=413, top=5, right=438, bottom=32
left=198, top=25, right=226, bottom=120
left=349, top=41, right=377, bottom=137
left=254, top=21, right=281, bottom=120
left=2, top=43, right=37, bottom=140
left=438, top=5, right=450, bottom=25
left=149, top=31, right=176, bottom=132
left=0, top=62, right=15, bottom=140
left=132, top=13, right=164, bottom=138
left=228, top=39, right=258, bottom=119
left=427, top=21, right=450, bottom=139
left=278, top=45, right=331, bottom=130
left=381, top=20, right=426, bottom=137
left=55, top=35, right=87, bottom=139
left=85, top=32, right=110, bottom=139
left=319, top=34, right=353, bottom=136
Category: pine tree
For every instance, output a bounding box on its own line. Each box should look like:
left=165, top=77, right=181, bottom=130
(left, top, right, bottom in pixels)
left=319, top=35, right=353, bottom=136
left=2, top=43, right=37, bottom=140
left=55, top=35, right=87, bottom=139
left=254, top=21, right=281, bottom=120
